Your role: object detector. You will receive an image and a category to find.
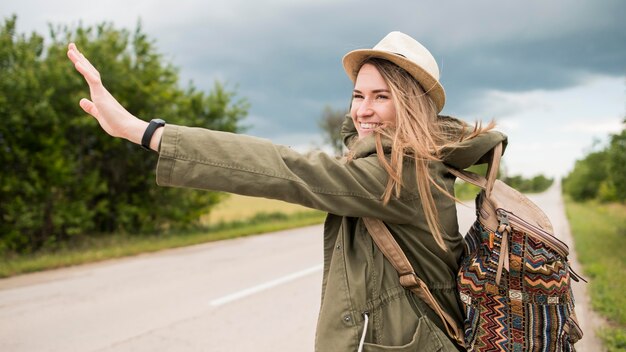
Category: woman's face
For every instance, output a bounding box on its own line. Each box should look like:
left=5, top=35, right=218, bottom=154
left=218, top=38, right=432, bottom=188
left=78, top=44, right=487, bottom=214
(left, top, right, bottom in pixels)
left=350, top=63, right=397, bottom=139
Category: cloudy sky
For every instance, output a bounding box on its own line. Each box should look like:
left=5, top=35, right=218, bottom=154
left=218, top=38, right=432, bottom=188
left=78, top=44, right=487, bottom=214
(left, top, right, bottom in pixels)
left=3, top=0, right=625, bottom=177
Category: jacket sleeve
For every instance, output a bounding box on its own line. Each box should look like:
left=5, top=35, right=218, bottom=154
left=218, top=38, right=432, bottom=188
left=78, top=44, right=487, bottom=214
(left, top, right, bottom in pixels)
left=156, top=125, right=419, bottom=223
left=441, top=130, right=508, bottom=170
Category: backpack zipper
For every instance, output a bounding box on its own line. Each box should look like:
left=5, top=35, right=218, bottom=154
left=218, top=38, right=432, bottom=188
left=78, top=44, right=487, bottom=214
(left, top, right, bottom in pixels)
left=497, top=210, right=569, bottom=258
left=495, top=210, right=586, bottom=283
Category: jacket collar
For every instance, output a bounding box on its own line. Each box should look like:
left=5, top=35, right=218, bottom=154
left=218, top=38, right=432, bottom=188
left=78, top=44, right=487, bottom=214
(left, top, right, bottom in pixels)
left=341, top=115, right=392, bottom=159
left=340, top=114, right=505, bottom=167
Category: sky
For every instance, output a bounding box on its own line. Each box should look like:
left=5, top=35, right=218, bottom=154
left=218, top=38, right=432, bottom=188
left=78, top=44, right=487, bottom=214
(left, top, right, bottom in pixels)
left=3, top=0, right=625, bottom=178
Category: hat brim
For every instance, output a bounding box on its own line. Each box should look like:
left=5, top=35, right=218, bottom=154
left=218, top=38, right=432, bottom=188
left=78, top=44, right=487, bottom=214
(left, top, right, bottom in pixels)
left=342, top=49, right=445, bottom=113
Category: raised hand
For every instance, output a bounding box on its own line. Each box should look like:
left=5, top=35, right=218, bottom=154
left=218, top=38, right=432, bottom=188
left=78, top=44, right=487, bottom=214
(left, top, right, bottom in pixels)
left=67, top=43, right=149, bottom=145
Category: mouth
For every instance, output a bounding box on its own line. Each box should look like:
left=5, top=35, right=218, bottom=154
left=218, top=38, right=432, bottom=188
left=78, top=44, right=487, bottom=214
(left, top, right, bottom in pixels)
left=359, top=122, right=383, bottom=130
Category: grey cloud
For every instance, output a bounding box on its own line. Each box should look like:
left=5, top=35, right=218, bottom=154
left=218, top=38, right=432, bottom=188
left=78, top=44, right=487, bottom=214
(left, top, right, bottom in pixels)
left=4, top=0, right=624, bottom=141
left=441, top=23, right=626, bottom=115
left=149, top=0, right=625, bottom=139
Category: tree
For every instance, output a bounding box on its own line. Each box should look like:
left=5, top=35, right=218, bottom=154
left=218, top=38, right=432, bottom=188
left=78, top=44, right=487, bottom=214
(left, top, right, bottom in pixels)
left=318, top=105, right=347, bottom=156
left=502, top=174, right=553, bottom=193
left=0, top=16, right=249, bottom=253
left=563, top=150, right=610, bottom=201
left=562, top=117, right=626, bottom=203
left=607, top=118, right=626, bottom=201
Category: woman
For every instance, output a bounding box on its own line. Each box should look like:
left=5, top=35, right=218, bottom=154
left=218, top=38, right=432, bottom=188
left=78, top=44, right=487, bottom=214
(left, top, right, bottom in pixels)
left=68, top=31, right=506, bottom=351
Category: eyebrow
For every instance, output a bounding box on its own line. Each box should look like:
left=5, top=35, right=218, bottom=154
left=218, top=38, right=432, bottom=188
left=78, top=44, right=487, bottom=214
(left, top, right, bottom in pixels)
left=353, top=89, right=391, bottom=94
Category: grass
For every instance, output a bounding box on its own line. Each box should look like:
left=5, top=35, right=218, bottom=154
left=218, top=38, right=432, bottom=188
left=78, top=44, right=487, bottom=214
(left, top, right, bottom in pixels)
left=0, top=194, right=325, bottom=278
left=0, top=187, right=488, bottom=278
left=564, top=199, right=626, bottom=352
left=454, top=181, right=482, bottom=201
left=201, top=194, right=315, bottom=225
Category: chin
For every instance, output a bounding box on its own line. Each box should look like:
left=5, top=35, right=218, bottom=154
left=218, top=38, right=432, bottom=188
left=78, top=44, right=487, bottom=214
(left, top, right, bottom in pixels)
left=357, top=130, right=374, bottom=139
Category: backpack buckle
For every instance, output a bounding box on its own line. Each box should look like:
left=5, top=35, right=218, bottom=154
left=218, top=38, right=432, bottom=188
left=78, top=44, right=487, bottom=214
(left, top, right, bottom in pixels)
left=496, top=209, right=510, bottom=226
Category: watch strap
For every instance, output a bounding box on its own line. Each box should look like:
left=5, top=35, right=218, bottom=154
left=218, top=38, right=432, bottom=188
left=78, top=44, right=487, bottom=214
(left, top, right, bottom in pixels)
left=141, top=119, right=166, bottom=151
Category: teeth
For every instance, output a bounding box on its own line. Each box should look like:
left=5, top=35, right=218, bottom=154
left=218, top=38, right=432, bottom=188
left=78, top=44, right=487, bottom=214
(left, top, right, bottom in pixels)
left=360, top=123, right=381, bottom=129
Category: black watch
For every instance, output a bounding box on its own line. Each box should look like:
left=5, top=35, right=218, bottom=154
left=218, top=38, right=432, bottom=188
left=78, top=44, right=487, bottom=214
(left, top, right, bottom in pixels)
left=141, top=119, right=166, bottom=151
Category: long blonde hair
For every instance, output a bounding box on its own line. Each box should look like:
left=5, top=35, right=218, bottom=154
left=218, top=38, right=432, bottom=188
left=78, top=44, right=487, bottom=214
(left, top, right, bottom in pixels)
left=353, top=58, right=494, bottom=250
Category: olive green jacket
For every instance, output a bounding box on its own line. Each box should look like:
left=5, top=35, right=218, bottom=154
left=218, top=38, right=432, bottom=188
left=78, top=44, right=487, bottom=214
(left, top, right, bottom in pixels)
left=156, top=116, right=507, bottom=351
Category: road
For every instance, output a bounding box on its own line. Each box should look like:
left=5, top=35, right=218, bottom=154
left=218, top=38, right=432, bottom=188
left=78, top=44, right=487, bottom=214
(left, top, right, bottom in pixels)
left=0, top=184, right=603, bottom=351
left=523, top=184, right=605, bottom=352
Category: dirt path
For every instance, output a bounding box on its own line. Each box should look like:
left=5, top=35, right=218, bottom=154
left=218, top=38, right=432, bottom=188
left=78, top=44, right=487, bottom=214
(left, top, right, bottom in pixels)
left=522, top=183, right=606, bottom=352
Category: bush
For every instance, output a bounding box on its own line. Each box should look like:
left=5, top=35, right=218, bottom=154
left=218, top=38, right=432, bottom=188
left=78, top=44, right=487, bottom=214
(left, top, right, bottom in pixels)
left=0, top=16, right=248, bottom=253
left=503, top=174, right=553, bottom=193
left=454, top=162, right=553, bottom=200
left=562, top=150, right=610, bottom=201
left=607, top=126, right=626, bottom=201
left=563, top=119, right=626, bottom=203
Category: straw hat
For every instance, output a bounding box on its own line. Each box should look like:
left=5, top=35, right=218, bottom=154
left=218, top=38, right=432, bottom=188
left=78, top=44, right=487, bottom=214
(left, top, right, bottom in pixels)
left=342, top=31, right=446, bottom=112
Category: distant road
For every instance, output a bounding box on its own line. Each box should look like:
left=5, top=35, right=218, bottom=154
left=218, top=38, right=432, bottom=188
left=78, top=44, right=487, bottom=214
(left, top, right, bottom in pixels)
left=0, top=184, right=601, bottom=351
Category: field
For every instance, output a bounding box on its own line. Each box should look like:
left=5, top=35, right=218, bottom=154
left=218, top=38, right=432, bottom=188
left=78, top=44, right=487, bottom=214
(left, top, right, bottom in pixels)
left=202, top=194, right=316, bottom=225
left=565, top=199, right=626, bottom=351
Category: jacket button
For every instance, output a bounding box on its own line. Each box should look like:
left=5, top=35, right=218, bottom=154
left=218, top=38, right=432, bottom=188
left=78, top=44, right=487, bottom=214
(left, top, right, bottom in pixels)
left=336, top=244, right=341, bottom=250
left=343, top=315, right=351, bottom=322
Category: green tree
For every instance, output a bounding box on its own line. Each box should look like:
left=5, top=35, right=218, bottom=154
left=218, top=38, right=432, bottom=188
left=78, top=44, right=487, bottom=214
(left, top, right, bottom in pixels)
left=318, top=105, right=347, bottom=156
left=502, top=174, right=553, bottom=193
left=563, top=118, right=626, bottom=203
left=563, top=150, right=610, bottom=201
left=454, top=163, right=553, bottom=200
left=0, top=16, right=248, bottom=253
left=607, top=119, right=626, bottom=201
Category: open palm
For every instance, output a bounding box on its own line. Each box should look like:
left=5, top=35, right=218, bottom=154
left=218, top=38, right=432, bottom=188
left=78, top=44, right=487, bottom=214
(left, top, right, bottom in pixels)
left=67, top=43, right=140, bottom=140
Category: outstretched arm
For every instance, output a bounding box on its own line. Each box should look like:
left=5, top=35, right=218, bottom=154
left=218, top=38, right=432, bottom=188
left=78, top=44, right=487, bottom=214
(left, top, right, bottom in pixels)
left=67, top=43, right=163, bottom=151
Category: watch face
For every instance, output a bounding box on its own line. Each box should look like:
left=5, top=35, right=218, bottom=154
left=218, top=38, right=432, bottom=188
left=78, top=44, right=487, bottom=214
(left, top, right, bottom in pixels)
left=152, top=118, right=166, bottom=125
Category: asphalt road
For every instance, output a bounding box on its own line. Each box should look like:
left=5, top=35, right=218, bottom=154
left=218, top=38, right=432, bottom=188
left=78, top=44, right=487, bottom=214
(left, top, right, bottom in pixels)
left=0, top=184, right=603, bottom=351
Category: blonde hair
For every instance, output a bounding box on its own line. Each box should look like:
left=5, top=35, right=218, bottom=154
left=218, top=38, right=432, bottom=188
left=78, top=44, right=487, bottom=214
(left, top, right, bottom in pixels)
left=352, top=58, right=494, bottom=250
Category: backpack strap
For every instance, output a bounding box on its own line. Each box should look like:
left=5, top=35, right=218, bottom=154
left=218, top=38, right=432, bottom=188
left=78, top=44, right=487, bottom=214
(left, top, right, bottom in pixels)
left=446, top=142, right=503, bottom=197
left=362, top=217, right=465, bottom=347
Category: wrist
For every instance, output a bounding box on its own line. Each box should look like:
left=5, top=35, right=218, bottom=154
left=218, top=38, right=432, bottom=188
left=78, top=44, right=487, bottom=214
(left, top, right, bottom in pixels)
left=124, top=119, right=149, bottom=145
left=141, top=119, right=166, bottom=151
left=150, top=126, right=164, bottom=152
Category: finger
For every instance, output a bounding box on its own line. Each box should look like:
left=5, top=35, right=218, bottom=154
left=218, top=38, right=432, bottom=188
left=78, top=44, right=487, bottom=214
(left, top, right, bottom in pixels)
left=79, top=98, right=100, bottom=118
left=74, top=61, right=95, bottom=80
left=68, top=42, right=85, bottom=61
left=67, top=45, right=80, bottom=64
left=67, top=45, right=101, bottom=81
left=67, top=43, right=85, bottom=65
left=74, top=61, right=102, bottom=87
left=77, top=53, right=101, bottom=78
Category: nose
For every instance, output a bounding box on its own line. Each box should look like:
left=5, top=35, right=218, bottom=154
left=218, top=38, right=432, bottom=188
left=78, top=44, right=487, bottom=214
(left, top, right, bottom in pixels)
left=356, top=100, right=374, bottom=118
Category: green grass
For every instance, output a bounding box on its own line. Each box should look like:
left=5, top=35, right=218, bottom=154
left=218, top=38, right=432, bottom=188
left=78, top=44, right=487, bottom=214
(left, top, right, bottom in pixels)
left=454, top=182, right=481, bottom=201
left=565, top=199, right=626, bottom=351
left=0, top=210, right=325, bottom=279
left=201, top=194, right=315, bottom=225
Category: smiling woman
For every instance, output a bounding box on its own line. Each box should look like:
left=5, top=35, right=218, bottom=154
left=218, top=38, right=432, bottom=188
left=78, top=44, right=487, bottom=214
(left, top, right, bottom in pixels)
left=346, top=57, right=491, bottom=247
left=350, top=63, right=398, bottom=138
left=67, top=31, right=507, bottom=351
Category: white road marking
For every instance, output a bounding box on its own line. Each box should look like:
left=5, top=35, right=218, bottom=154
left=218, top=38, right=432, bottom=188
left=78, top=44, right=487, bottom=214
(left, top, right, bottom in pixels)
left=209, top=264, right=323, bottom=307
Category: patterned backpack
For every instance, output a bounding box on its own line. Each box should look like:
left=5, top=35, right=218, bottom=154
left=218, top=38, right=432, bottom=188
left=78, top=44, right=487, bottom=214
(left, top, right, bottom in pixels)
left=450, top=142, right=586, bottom=351
left=365, top=142, right=586, bottom=351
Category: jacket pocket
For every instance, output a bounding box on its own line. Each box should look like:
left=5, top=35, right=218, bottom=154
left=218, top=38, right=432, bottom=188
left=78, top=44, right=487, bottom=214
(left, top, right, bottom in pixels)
left=362, top=316, right=448, bottom=352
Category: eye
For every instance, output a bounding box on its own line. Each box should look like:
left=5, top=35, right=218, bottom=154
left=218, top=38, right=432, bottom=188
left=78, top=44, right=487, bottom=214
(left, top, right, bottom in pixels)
left=376, top=94, right=389, bottom=100
left=352, top=93, right=364, bottom=100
